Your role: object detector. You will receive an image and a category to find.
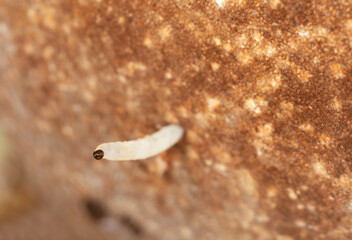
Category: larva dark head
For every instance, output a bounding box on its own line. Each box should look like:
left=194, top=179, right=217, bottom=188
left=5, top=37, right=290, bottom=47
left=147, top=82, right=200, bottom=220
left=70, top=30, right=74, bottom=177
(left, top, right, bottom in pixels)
left=93, top=150, right=104, bottom=160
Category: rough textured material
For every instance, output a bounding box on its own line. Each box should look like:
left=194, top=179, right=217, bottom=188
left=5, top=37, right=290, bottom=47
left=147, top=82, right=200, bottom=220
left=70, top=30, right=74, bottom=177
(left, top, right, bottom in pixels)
left=0, top=0, right=352, bottom=239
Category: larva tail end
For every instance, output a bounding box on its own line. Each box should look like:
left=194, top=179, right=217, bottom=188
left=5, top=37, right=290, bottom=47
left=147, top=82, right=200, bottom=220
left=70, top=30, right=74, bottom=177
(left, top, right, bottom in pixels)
left=93, top=149, right=104, bottom=160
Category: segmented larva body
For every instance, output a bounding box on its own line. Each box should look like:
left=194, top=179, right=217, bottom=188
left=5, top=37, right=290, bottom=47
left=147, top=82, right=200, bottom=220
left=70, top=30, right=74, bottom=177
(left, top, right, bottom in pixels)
left=93, top=124, right=184, bottom=161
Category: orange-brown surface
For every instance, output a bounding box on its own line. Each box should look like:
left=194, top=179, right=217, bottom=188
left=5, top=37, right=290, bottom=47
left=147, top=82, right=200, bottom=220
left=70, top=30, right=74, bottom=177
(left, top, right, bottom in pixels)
left=0, top=0, right=352, bottom=239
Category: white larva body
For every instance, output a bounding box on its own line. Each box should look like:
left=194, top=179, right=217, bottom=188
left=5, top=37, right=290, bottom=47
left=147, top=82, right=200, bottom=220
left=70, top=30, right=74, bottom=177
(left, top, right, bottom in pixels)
left=95, top=124, right=184, bottom=161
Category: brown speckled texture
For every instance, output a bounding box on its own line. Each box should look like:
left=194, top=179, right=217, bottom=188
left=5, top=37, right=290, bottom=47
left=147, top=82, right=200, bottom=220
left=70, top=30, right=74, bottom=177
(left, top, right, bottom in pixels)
left=0, top=0, right=352, bottom=239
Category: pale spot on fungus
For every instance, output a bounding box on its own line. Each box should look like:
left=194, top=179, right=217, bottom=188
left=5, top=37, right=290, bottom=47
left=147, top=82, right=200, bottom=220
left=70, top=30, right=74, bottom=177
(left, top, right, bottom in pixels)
left=236, top=34, right=249, bottom=48
left=159, top=25, right=172, bottom=41
left=211, top=62, right=220, bottom=71
left=257, top=73, right=281, bottom=92
left=42, top=46, right=54, bottom=60
left=231, top=0, right=246, bottom=7
left=118, top=75, right=127, bottom=83
left=331, top=97, right=342, bottom=111
left=267, top=186, right=277, bottom=198
left=82, top=91, right=95, bottom=103
left=329, top=63, right=346, bottom=79
left=61, top=125, right=74, bottom=138
left=118, top=17, right=125, bottom=25
left=280, top=101, right=294, bottom=110
left=244, top=98, right=268, bottom=114
left=252, top=31, right=263, bottom=42
left=146, top=157, right=168, bottom=177
left=204, top=159, right=213, bottom=166
left=313, top=161, right=329, bottom=178
left=23, top=43, right=35, bottom=55
left=28, top=6, right=57, bottom=30
left=106, top=6, right=113, bottom=14
left=195, top=113, right=209, bottom=128
left=297, top=28, right=310, bottom=38
left=236, top=50, right=253, bottom=65
left=177, top=106, right=189, bottom=118
left=95, top=15, right=102, bottom=24
left=27, top=8, right=37, bottom=22
left=297, top=204, right=304, bottom=210
left=295, top=220, right=306, bottom=228
left=165, top=70, right=173, bottom=79
left=345, top=19, right=352, bottom=32
left=257, top=123, right=273, bottom=138
left=213, top=37, right=221, bottom=46
left=223, top=43, right=232, bottom=52
left=269, top=0, right=281, bottom=9
left=118, top=62, right=147, bottom=77
left=297, top=69, right=312, bottom=83
left=276, top=59, right=312, bottom=82
left=257, top=213, right=270, bottom=223
left=253, top=123, right=273, bottom=157
left=287, top=188, right=298, bottom=200
left=299, top=123, right=314, bottom=135
left=218, top=152, right=232, bottom=164
left=187, top=147, right=199, bottom=159
left=186, top=130, right=201, bottom=144
left=319, top=133, right=331, bottom=146
left=245, top=99, right=258, bottom=113
left=263, top=44, right=277, bottom=57
left=165, top=111, right=178, bottom=123
left=347, top=201, right=352, bottom=212
left=214, top=163, right=227, bottom=174
left=276, top=235, right=294, bottom=240
left=278, top=101, right=294, bottom=118
left=334, top=174, right=352, bottom=188
left=312, top=26, right=329, bottom=38
left=187, top=22, right=196, bottom=31
left=143, top=36, right=153, bottom=48
left=87, top=78, right=96, bottom=89
left=236, top=170, right=258, bottom=196
left=307, top=204, right=316, bottom=212
left=207, top=97, right=220, bottom=111
left=215, top=0, right=226, bottom=8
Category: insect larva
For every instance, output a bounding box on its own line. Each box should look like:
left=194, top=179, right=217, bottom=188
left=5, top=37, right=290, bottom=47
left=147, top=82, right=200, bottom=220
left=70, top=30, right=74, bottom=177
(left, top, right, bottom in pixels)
left=93, top=124, right=184, bottom=161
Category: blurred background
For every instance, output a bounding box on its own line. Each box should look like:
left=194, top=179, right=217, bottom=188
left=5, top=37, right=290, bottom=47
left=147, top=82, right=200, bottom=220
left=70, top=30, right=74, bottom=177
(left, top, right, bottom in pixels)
left=1, top=0, right=352, bottom=239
